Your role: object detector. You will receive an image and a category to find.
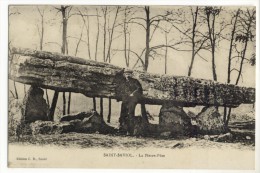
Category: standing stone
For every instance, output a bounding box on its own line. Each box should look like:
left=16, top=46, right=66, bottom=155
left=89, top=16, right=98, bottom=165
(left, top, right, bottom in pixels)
left=159, top=103, right=192, bottom=137
left=196, top=106, right=225, bottom=135
left=22, top=86, right=49, bottom=124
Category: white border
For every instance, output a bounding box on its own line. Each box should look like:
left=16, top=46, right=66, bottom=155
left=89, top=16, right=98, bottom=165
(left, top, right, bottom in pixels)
left=0, top=0, right=259, bottom=173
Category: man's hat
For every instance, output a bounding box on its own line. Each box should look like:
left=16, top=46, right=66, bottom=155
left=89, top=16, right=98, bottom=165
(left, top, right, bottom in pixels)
left=124, top=68, right=133, bottom=74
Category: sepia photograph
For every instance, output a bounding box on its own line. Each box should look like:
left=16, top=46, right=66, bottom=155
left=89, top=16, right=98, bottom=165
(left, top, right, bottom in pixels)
left=7, top=3, right=257, bottom=169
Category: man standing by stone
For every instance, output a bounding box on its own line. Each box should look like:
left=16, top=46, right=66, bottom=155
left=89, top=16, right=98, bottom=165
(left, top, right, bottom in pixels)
left=118, top=69, right=144, bottom=135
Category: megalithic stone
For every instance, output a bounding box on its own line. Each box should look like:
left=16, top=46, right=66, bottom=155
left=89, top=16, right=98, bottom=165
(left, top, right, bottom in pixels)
left=9, top=47, right=255, bottom=107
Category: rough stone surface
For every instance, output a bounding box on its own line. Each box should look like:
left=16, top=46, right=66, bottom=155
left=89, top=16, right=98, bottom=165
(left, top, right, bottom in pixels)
left=160, top=131, right=172, bottom=138
left=22, top=86, right=49, bottom=123
left=196, top=107, right=225, bottom=135
left=62, top=111, right=117, bottom=134
left=10, top=47, right=255, bottom=107
left=8, top=98, right=23, bottom=136
left=30, top=120, right=75, bottom=135
left=132, top=116, right=149, bottom=136
left=216, top=133, right=233, bottom=142
left=159, top=104, right=192, bottom=137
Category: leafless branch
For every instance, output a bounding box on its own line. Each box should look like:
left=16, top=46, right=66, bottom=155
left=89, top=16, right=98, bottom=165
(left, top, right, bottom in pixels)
left=128, top=21, right=146, bottom=29
left=44, top=42, right=62, bottom=47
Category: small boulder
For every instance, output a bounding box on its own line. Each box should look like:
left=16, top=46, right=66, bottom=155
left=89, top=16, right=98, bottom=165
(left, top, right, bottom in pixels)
left=71, top=111, right=116, bottom=134
left=246, top=136, right=252, bottom=140
left=216, top=133, right=233, bottom=142
left=172, top=142, right=184, bottom=149
left=30, top=121, right=75, bottom=135
left=196, top=106, right=225, bottom=135
left=160, top=131, right=172, bottom=138
left=204, top=135, right=210, bottom=140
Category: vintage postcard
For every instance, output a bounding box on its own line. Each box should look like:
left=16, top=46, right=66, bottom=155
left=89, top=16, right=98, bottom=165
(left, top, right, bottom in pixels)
left=8, top=4, right=257, bottom=169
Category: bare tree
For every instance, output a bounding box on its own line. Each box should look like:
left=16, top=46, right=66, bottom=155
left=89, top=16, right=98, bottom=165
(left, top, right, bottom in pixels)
left=99, top=6, right=108, bottom=117
left=204, top=7, right=223, bottom=81
left=102, top=6, right=108, bottom=63
left=123, top=6, right=183, bottom=120
left=92, top=8, right=100, bottom=111
left=122, top=6, right=134, bottom=67
left=162, top=24, right=174, bottom=74
left=61, top=5, right=71, bottom=115
left=105, top=6, right=120, bottom=63
left=223, top=8, right=256, bottom=127
left=66, top=25, right=85, bottom=114
left=223, top=9, right=240, bottom=128
left=36, top=6, right=50, bottom=108
left=77, top=8, right=93, bottom=60
left=9, top=8, right=20, bottom=99
left=95, top=8, right=100, bottom=61
left=184, top=7, right=210, bottom=76
left=128, top=6, right=185, bottom=72
left=235, top=9, right=256, bottom=85
left=164, top=30, right=168, bottom=74
left=49, top=5, right=72, bottom=118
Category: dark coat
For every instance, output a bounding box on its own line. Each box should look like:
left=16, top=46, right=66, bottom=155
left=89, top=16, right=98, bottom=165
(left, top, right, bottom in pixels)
left=116, top=77, right=143, bottom=101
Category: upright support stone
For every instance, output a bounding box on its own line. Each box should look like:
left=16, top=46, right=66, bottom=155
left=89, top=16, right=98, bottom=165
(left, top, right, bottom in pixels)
left=21, top=86, right=49, bottom=124
left=195, top=106, right=225, bottom=135
left=159, top=103, right=192, bottom=137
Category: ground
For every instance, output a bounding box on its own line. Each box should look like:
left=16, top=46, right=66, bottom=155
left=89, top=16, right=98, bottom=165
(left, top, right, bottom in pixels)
left=9, top=132, right=254, bottom=150
left=8, top=133, right=255, bottom=169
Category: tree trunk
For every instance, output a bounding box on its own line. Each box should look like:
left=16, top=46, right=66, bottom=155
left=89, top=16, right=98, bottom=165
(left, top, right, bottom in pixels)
left=106, top=6, right=119, bottom=63
left=188, top=7, right=198, bottom=77
left=224, top=9, right=240, bottom=127
left=100, top=97, right=103, bottom=118
left=103, top=7, right=107, bottom=62
left=123, top=8, right=129, bottom=67
left=40, top=14, right=44, bottom=51
left=107, top=98, right=111, bottom=123
left=225, top=107, right=232, bottom=127
left=61, top=6, right=68, bottom=116
left=95, top=8, right=100, bottom=61
left=67, top=92, right=71, bottom=114
left=24, top=84, right=26, bottom=96
left=61, top=6, right=68, bottom=55
left=144, top=6, right=150, bottom=72
left=49, top=91, right=59, bottom=121
left=63, top=92, right=66, bottom=115
left=13, top=81, right=18, bottom=99
left=164, top=32, right=168, bottom=74
left=141, top=103, right=148, bottom=122
left=223, top=106, right=227, bottom=122
left=85, top=8, right=92, bottom=60
left=227, top=9, right=240, bottom=84
left=206, top=12, right=218, bottom=81
left=212, top=47, right=217, bottom=81
left=93, top=97, right=96, bottom=111
left=235, top=35, right=249, bottom=85
left=45, top=89, right=50, bottom=108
